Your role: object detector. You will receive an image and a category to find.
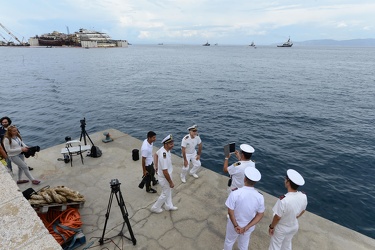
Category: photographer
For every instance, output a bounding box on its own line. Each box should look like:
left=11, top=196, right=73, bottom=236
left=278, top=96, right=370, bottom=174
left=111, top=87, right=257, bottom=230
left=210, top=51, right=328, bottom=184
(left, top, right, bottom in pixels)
left=223, top=144, right=256, bottom=192
left=3, top=125, right=40, bottom=185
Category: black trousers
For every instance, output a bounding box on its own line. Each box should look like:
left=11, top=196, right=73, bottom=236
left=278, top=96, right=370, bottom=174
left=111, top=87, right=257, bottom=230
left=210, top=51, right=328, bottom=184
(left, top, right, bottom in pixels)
left=145, top=163, right=157, bottom=191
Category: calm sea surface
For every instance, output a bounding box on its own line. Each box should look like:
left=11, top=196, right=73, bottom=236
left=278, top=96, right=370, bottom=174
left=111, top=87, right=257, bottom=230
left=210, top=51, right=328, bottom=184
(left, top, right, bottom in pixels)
left=1, top=45, right=375, bottom=239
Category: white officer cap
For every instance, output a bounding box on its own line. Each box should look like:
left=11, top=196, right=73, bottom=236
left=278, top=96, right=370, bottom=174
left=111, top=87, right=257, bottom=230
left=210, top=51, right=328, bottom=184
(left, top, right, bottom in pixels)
left=245, top=167, right=261, bottom=181
left=161, top=134, right=174, bottom=144
left=187, top=124, right=198, bottom=131
left=240, top=144, right=255, bottom=153
left=287, top=169, right=305, bottom=186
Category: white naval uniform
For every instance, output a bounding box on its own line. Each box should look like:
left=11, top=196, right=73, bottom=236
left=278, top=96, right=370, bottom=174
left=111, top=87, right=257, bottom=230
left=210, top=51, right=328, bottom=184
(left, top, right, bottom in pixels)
left=227, top=160, right=255, bottom=191
left=151, top=147, right=175, bottom=210
left=224, top=186, right=265, bottom=250
left=180, top=134, right=202, bottom=178
left=269, top=191, right=308, bottom=250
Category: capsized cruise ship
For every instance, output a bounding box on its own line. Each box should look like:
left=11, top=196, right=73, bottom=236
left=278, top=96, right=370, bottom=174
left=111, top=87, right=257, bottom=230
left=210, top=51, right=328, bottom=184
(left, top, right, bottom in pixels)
left=29, top=28, right=128, bottom=48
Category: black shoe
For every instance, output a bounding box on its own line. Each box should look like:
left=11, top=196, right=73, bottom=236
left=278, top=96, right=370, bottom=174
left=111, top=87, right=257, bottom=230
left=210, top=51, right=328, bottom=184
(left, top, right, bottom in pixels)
left=153, top=180, right=159, bottom=186
left=146, top=188, right=157, bottom=193
left=138, top=182, right=145, bottom=189
left=28, top=167, right=34, bottom=171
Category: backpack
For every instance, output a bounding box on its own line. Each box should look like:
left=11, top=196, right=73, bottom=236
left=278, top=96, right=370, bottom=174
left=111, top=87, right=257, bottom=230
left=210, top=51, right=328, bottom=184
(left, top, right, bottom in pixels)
left=89, top=146, right=102, bottom=158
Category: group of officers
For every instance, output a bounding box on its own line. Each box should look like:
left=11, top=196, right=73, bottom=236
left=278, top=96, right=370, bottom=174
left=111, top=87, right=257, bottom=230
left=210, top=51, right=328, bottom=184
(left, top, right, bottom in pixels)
left=138, top=124, right=308, bottom=250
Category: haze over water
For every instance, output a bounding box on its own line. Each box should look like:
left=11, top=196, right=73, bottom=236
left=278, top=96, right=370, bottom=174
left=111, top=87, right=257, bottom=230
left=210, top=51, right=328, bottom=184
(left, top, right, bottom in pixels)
left=1, top=45, right=375, bottom=239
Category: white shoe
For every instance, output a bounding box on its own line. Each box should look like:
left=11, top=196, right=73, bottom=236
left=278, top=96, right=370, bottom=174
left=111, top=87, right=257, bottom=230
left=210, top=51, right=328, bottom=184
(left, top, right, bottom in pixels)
left=150, top=207, right=163, bottom=213
left=180, top=175, right=186, bottom=183
left=165, top=206, right=178, bottom=211
left=190, top=173, right=199, bottom=178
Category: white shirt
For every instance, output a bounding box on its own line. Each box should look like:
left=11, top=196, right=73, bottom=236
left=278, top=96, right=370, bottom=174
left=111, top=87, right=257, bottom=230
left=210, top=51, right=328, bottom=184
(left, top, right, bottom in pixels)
left=273, top=191, right=308, bottom=227
left=156, top=146, right=173, bottom=177
left=181, top=134, right=202, bottom=154
left=225, top=186, right=265, bottom=228
left=227, top=161, right=255, bottom=189
left=141, top=139, right=153, bottom=166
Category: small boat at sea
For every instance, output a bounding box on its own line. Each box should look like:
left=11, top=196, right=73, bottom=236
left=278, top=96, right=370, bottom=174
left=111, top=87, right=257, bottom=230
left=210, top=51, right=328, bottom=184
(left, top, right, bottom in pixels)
left=277, top=37, right=293, bottom=47
left=249, top=41, right=255, bottom=47
left=203, top=41, right=210, bottom=46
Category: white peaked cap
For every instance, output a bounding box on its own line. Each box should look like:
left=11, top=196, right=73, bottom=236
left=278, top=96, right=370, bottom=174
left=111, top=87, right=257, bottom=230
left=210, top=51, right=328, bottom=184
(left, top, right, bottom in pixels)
left=240, top=144, right=255, bottom=153
left=245, top=167, right=261, bottom=182
left=162, top=134, right=174, bottom=144
left=187, top=124, right=198, bottom=131
left=287, top=169, right=305, bottom=186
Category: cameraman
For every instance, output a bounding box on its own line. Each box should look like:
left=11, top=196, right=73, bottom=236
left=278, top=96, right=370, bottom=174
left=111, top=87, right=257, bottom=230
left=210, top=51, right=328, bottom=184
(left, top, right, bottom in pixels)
left=3, top=125, right=40, bottom=185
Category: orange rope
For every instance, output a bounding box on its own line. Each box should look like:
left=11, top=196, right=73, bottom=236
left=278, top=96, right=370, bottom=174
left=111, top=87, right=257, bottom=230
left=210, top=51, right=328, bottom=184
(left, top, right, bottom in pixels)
left=39, top=207, right=83, bottom=245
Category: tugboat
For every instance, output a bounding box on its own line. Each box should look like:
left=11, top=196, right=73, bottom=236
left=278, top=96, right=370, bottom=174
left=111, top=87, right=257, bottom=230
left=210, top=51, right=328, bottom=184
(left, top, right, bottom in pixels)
left=277, top=37, right=293, bottom=47
left=203, top=41, right=210, bottom=46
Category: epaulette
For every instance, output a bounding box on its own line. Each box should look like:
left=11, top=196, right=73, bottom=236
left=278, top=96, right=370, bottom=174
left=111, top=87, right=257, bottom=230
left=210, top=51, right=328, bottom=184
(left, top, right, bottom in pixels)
left=233, top=162, right=241, bottom=167
left=184, top=135, right=189, bottom=140
left=279, top=195, right=285, bottom=200
left=258, top=191, right=263, bottom=195
left=163, top=152, right=166, bottom=158
left=301, top=191, right=307, bottom=195
left=250, top=159, right=255, bottom=163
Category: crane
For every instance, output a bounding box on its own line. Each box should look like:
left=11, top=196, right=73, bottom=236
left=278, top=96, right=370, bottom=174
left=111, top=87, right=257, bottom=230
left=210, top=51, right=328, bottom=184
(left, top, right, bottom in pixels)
left=0, top=32, right=8, bottom=43
left=0, top=23, right=23, bottom=45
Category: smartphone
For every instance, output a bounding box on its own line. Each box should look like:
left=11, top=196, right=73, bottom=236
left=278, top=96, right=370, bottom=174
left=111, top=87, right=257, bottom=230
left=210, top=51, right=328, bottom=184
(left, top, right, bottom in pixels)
left=229, top=142, right=235, bottom=153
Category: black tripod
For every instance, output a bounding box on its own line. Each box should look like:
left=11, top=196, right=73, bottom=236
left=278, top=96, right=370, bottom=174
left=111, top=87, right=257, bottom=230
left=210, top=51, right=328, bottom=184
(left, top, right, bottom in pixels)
left=79, top=118, right=94, bottom=146
left=99, top=179, right=137, bottom=246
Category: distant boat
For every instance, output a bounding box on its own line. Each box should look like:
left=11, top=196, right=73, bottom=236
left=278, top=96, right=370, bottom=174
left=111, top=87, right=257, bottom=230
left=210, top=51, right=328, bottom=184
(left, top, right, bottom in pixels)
left=203, top=41, right=210, bottom=46
left=249, top=41, right=255, bottom=47
left=158, top=43, right=163, bottom=45
left=277, top=37, right=293, bottom=47
left=214, top=43, right=218, bottom=46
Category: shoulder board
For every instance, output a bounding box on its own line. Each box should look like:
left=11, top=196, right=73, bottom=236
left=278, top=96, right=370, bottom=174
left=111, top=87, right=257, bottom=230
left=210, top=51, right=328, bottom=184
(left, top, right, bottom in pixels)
left=184, top=135, right=189, bottom=140
left=279, top=195, right=285, bottom=200
left=250, top=159, right=255, bottom=163
left=258, top=191, right=263, bottom=195
left=234, top=162, right=241, bottom=166
left=163, top=152, right=166, bottom=158
left=301, top=191, right=307, bottom=195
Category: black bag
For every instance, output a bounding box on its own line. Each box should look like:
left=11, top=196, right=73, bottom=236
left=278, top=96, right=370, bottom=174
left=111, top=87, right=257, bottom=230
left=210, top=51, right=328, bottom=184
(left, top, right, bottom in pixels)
left=24, top=146, right=40, bottom=158
left=132, top=149, right=139, bottom=161
left=89, top=146, right=102, bottom=158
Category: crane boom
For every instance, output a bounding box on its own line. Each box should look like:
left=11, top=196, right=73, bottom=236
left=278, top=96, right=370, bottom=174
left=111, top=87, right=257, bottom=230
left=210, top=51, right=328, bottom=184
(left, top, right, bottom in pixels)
left=0, top=23, right=23, bottom=44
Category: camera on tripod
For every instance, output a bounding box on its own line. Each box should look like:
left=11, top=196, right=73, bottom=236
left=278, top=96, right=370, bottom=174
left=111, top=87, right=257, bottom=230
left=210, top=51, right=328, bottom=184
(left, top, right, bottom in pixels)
left=110, top=179, right=120, bottom=186
left=80, top=118, right=86, bottom=127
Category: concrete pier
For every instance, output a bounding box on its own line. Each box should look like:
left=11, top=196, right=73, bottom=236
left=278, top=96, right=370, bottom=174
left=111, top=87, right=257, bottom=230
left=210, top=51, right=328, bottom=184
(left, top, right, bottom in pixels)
left=1, top=129, right=374, bottom=249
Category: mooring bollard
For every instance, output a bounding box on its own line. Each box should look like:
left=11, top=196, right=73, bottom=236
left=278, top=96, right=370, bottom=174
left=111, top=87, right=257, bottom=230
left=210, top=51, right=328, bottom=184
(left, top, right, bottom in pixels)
left=102, top=132, right=113, bottom=143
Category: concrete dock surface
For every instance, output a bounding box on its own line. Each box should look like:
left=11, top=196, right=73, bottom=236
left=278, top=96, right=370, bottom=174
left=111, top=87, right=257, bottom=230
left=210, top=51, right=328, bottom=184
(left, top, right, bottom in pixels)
left=1, top=129, right=374, bottom=250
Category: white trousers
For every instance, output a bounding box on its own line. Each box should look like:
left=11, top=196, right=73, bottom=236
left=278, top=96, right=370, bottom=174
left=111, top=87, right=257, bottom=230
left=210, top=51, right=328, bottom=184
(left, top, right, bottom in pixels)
left=224, top=218, right=254, bottom=250
left=9, top=154, right=35, bottom=181
left=181, top=152, right=201, bottom=178
left=151, top=176, right=174, bottom=210
left=269, top=223, right=298, bottom=250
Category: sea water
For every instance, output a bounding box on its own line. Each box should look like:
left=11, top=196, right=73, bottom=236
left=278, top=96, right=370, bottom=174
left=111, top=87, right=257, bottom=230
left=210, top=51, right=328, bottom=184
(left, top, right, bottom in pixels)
left=1, top=45, right=375, bottom=239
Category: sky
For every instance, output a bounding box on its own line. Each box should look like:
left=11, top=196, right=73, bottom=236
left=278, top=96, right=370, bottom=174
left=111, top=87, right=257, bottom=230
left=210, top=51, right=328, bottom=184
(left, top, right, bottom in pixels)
left=1, top=0, right=374, bottom=45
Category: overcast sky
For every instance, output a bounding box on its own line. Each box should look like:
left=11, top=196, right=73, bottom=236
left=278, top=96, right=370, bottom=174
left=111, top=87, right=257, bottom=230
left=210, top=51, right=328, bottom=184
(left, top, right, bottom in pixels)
left=1, top=0, right=374, bottom=45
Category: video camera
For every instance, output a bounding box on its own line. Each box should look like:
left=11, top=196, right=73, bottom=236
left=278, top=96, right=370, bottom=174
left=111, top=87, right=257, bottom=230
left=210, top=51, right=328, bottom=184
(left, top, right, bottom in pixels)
left=110, top=179, right=120, bottom=186
left=24, top=146, right=40, bottom=158
left=80, top=118, right=86, bottom=128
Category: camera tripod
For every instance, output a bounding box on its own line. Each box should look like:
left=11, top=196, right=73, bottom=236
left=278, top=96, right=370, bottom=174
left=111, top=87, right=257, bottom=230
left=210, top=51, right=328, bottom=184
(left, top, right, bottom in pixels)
left=98, top=181, right=137, bottom=246
left=79, top=118, right=94, bottom=146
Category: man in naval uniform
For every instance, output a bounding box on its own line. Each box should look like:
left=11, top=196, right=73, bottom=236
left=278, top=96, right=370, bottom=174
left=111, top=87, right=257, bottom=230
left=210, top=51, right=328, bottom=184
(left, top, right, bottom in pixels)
left=223, top=144, right=255, bottom=192
left=224, top=167, right=265, bottom=250
left=140, top=131, right=158, bottom=193
left=180, top=124, right=202, bottom=183
left=268, top=169, right=308, bottom=250
left=150, top=134, right=178, bottom=213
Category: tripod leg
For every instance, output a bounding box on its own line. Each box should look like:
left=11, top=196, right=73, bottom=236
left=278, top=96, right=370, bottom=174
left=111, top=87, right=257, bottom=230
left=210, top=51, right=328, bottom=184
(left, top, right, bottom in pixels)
left=99, top=191, right=114, bottom=245
left=116, top=190, right=137, bottom=245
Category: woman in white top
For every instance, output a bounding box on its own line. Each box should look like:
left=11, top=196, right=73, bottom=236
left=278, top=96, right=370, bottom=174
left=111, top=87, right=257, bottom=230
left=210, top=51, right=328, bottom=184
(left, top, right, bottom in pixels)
left=3, top=125, right=40, bottom=185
